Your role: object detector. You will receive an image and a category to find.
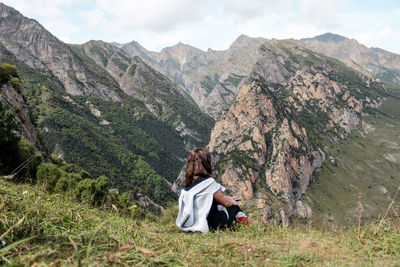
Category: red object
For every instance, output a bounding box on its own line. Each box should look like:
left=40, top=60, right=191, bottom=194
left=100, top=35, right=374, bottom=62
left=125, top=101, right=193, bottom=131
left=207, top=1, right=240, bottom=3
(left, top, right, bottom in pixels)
left=236, top=216, right=250, bottom=225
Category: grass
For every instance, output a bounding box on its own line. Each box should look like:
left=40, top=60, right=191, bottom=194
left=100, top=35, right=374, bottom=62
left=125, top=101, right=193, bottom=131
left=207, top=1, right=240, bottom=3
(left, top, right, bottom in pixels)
left=1, top=179, right=400, bottom=266
left=303, top=96, right=400, bottom=226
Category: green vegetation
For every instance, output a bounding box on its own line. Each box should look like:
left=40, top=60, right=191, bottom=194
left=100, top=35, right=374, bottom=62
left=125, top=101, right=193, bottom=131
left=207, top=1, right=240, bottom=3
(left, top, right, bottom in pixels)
left=35, top=161, right=137, bottom=209
left=88, top=45, right=109, bottom=66
left=0, top=58, right=179, bottom=206
left=0, top=65, right=42, bottom=180
left=201, top=73, right=219, bottom=95
left=128, top=64, right=137, bottom=76
left=224, top=73, right=245, bottom=87
left=304, top=96, right=400, bottom=225
left=377, top=69, right=398, bottom=85
left=111, top=56, right=129, bottom=72
left=1, top=179, right=400, bottom=265
left=1, top=42, right=214, bottom=208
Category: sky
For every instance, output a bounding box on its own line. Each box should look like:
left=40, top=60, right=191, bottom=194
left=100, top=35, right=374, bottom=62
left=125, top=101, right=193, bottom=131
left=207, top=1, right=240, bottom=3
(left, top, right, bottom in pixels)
left=3, top=0, right=400, bottom=54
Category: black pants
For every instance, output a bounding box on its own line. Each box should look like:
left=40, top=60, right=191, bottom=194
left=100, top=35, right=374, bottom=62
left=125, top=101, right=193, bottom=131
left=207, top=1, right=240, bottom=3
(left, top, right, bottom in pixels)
left=207, top=200, right=241, bottom=231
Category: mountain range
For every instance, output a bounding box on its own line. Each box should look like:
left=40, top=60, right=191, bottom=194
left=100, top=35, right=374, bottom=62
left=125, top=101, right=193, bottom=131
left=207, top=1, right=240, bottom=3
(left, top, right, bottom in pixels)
left=1, top=2, right=399, bottom=224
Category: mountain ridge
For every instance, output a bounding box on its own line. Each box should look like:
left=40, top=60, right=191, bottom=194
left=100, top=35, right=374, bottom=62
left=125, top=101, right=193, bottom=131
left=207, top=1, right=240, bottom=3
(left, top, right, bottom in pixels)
left=1, top=1, right=399, bottom=224
left=0, top=2, right=212, bottom=211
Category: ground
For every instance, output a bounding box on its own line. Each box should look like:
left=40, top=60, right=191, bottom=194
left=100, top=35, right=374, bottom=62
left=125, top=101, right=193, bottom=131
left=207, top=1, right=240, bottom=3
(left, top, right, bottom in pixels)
left=1, top=179, right=400, bottom=266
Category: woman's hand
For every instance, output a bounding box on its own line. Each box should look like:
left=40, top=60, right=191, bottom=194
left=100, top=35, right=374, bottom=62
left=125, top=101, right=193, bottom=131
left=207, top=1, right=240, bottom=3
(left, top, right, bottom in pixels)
left=228, top=197, right=241, bottom=207
left=214, top=191, right=241, bottom=207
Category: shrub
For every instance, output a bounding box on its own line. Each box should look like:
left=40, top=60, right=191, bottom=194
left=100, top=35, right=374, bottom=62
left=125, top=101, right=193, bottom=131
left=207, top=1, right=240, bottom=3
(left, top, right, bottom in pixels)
left=80, top=170, right=91, bottom=180
left=60, top=163, right=80, bottom=173
left=76, top=178, right=96, bottom=203
left=16, top=138, right=42, bottom=182
left=55, top=177, right=69, bottom=192
left=11, top=77, right=20, bottom=90
left=67, top=172, right=82, bottom=185
left=118, top=191, right=131, bottom=209
left=0, top=104, right=20, bottom=174
left=36, top=163, right=63, bottom=192
left=93, top=175, right=110, bottom=205
left=1, top=63, right=18, bottom=77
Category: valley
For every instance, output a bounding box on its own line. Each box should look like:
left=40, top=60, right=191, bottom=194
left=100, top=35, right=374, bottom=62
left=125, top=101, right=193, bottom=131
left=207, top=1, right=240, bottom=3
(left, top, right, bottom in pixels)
left=0, top=2, right=399, bottom=225
left=304, top=95, right=400, bottom=225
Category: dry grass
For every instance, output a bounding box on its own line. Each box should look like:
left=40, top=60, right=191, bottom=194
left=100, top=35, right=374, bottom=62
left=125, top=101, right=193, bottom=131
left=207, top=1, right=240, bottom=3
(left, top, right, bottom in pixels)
left=1, top=179, right=400, bottom=266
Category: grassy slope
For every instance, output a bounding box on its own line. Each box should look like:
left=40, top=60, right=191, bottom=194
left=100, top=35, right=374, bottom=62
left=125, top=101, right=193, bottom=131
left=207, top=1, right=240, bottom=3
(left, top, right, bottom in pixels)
left=1, top=179, right=399, bottom=266
left=0, top=56, right=180, bottom=204
left=303, top=94, right=400, bottom=225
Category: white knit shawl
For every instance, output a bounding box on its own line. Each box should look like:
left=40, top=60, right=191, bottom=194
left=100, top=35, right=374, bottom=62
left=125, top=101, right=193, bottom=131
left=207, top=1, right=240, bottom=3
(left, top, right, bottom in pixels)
left=175, top=178, right=225, bottom=233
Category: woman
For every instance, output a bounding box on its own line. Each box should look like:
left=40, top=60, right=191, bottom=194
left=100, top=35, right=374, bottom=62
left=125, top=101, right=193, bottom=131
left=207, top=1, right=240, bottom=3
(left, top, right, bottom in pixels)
left=176, top=148, right=249, bottom=233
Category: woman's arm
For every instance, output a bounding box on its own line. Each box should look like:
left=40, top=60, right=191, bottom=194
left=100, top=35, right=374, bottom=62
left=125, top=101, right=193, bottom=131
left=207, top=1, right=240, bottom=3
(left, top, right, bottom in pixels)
left=213, top=190, right=240, bottom=207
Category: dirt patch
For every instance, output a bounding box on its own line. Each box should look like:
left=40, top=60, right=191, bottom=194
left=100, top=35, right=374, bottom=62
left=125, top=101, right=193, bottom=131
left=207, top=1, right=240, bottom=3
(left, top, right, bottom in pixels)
left=384, top=153, right=400, bottom=163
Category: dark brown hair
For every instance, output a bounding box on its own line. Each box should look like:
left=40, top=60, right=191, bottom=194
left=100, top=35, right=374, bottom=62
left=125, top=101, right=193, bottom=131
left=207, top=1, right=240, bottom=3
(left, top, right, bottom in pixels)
left=184, top=148, right=213, bottom=187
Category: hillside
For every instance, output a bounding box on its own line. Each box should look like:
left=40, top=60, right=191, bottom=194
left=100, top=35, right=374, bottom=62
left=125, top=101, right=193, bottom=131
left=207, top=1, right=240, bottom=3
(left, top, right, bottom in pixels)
left=303, top=89, right=400, bottom=225
left=0, top=3, right=213, bottom=209
left=1, top=0, right=399, bottom=228
left=69, top=40, right=213, bottom=150
left=300, top=33, right=400, bottom=85
left=1, top=178, right=399, bottom=265
left=119, top=35, right=267, bottom=119
left=207, top=39, right=398, bottom=224
left=0, top=63, right=44, bottom=179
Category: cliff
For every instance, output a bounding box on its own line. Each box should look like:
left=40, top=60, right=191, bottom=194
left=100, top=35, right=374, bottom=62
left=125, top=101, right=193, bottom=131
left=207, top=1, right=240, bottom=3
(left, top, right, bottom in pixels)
left=208, top=40, right=387, bottom=225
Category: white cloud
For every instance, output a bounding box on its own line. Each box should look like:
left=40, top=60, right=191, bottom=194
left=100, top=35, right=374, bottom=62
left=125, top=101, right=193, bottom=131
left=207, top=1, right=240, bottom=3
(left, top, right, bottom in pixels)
left=93, top=0, right=211, bottom=32
left=299, top=0, right=344, bottom=28
left=2, top=0, right=399, bottom=54
left=3, top=0, right=80, bottom=19
left=2, top=0, right=84, bottom=42
left=80, top=9, right=108, bottom=29
left=355, top=28, right=400, bottom=53
left=222, top=0, right=292, bottom=22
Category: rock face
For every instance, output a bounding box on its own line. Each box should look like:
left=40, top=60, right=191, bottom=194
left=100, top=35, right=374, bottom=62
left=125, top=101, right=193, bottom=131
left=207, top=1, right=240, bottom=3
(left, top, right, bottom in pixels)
left=300, top=33, right=400, bottom=85
left=0, top=3, right=121, bottom=101
left=0, top=79, right=44, bottom=153
left=208, top=40, right=386, bottom=223
left=208, top=80, right=325, bottom=222
left=119, top=35, right=267, bottom=119
left=0, top=3, right=213, bottom=210
left=72, top=40, right=213, bottom=151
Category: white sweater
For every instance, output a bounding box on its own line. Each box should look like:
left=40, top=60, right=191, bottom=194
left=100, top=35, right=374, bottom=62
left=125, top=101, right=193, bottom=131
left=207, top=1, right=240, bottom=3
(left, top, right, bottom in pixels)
left=175, top=178, right=225, bottom=233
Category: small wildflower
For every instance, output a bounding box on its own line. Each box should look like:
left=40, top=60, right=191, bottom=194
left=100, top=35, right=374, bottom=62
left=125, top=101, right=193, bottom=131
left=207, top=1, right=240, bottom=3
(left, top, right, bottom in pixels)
left=23, top=190, right=28, bottom=195
left=110, top=234, right=116, bottom=239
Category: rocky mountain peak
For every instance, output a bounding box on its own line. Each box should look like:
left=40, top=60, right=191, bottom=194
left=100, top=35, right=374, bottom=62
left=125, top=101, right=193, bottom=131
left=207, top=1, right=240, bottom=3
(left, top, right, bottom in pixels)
left=300, top=32, right=400, bottom=85
left=159, top=42, right=205, bottom=67
left=208, top=39, right=387, bottom=224
left=303, top=32, right=348, bottom=43
left=0, top=3, right=121, bottom=101
left=230, top=34, right=252, bottom=47
left=0, top=2, right=21, bottom=17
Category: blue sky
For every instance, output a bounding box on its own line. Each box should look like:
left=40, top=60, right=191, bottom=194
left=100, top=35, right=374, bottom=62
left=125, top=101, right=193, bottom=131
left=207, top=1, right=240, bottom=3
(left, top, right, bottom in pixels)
left=3, top=0, right=400, bottom=54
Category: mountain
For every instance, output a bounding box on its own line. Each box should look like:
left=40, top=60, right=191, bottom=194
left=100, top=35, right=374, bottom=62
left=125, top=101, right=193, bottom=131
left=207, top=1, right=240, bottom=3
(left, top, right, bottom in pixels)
left=116, top=33, right=400, bottom=223
left=0, top=60, right=44, bottom=179
left=69, top=40, right=213, bottom=151
left=0, top=3, right=121, bottom=100
left=119, top=34, right=267, bottom=119
left=0, top=3, right=212, bottom=210
left=300, top=33, right=400, bottom=85
left=0, top=55, right=44, bottom=153
left=1, top=0, right=399, bottom=224
left=207, top=39, right=397, bottom=225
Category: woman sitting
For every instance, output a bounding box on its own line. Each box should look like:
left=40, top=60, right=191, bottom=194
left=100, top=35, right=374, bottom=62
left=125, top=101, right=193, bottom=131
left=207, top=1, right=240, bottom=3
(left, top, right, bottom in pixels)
left=176, top=148, right=249, bottom=233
